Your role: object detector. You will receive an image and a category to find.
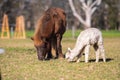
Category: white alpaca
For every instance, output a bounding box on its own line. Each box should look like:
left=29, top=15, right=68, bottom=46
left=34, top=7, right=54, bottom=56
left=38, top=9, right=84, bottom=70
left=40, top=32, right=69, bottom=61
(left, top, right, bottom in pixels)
left=65, top=28, right=106, bottom=63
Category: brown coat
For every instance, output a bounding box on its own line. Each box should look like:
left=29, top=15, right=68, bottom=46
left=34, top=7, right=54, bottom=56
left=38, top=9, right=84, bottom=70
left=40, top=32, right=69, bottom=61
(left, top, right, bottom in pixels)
left=32, top=7, right=66, bottom=60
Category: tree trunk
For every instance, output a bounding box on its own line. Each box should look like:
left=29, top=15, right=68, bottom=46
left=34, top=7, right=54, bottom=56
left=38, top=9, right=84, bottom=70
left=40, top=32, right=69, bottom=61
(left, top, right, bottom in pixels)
left=68, top=0, right=102, bottom=29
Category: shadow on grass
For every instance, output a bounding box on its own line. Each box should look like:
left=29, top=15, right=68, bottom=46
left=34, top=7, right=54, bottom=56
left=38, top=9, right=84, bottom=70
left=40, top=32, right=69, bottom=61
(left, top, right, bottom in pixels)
left=88, top=58, right=114, bottom=62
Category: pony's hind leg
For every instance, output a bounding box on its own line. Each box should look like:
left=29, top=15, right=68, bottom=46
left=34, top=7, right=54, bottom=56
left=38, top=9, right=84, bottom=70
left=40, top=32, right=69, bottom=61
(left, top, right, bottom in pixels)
left=51, top=37, right=57, bottom=58
left=93, top=43, right=99, bottom=62
left=56, top=34, right=64, bottom=58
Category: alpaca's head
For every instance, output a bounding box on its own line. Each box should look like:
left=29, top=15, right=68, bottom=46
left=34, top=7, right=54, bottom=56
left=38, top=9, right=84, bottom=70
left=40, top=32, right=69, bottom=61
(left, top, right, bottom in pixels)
left=65, top=48, right=75, bottom=62
left=65, top=48, right=71, bottom=59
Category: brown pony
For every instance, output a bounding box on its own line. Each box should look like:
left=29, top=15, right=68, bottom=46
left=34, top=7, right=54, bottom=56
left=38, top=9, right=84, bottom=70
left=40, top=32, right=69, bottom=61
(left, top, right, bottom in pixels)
left=31, top=7, right=66, bottom=60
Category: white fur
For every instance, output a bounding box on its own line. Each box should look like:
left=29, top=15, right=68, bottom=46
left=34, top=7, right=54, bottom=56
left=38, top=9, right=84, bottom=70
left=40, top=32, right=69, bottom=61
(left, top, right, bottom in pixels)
left=65, top=28, right=106, bottom=63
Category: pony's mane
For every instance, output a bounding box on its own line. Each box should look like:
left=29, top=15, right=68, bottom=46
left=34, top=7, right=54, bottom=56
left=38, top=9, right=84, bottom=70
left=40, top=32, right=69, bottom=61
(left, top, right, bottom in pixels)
left=33, top=7, right=64, bottom=42
left=33, top=16, right=43, bottom=42
left=34, top=9, right=53, bottom=40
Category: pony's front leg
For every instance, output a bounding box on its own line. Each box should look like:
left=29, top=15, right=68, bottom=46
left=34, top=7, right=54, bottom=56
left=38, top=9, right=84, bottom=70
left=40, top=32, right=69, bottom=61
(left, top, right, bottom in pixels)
left=56, top=34, right=64, bottom=58
left=84, top=45, right=90, bottom=63
left=46, top=41, right=52, bottom=59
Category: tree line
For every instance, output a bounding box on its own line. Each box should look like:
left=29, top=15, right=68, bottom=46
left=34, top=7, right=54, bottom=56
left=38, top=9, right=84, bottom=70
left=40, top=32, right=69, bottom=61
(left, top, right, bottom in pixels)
left=0, top=0, right=120, bottom=30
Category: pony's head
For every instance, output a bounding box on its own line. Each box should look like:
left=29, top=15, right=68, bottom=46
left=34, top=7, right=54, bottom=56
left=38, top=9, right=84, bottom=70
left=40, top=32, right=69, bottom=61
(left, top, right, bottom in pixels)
left=31, top=37, right=49, bottom=60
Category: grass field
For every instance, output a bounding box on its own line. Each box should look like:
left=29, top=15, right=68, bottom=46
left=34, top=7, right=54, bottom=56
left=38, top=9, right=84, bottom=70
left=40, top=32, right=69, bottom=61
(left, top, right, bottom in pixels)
left=0, top=30, right=120, bottom=80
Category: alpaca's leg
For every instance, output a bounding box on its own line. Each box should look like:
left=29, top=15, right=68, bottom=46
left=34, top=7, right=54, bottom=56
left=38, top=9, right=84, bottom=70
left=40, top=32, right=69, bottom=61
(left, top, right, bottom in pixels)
left=76, top=48, right=84, bottom=63
left=84, top=45, right=90, bottom=63
left=93, top=44, right=99, bottom=62
left=76, top=58, right=80, bottom=63
left=99, top=44, right=106, bottom=62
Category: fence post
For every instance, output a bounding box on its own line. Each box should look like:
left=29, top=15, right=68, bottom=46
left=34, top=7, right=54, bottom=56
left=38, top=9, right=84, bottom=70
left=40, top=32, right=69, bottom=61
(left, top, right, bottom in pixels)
left=1, top=14, right=10, bottom=39
left=14, top=15, right=26, bottom=39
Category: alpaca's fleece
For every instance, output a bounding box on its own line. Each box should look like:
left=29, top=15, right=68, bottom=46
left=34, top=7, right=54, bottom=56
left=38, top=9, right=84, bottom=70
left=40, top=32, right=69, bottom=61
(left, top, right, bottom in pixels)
left=66, top=28, right=106, bottom=63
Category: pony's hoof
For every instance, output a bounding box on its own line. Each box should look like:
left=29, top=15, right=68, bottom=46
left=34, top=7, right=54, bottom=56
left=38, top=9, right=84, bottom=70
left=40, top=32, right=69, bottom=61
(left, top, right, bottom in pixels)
left=58, top=55, right=64, bottom=59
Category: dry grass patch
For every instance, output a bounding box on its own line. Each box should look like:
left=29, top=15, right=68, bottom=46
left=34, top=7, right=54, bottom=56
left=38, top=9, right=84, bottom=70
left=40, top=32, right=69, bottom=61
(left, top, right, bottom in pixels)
left=0, top=37, right=120, bottom=80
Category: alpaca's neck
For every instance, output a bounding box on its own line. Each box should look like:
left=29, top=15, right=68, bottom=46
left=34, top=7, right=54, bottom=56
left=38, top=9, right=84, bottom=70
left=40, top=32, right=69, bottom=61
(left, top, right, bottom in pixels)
left=71, top=43, right=84, bottom=57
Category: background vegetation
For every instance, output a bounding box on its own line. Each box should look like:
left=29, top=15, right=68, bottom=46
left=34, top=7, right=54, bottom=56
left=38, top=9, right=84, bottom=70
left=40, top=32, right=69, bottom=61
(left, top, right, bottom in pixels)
left=0, top=30, right=120, bottom=80
left=0, top=0, right=120, bottom=30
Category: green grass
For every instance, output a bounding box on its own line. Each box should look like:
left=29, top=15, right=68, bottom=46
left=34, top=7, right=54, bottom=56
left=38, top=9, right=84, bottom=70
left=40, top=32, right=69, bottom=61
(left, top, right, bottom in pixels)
left=26, top=30, right=120, bottom=38
left=63, top=30, right=120, bottom=38
left=102, top=30, right=120, bottom=38
left=0, top=30, right=120, bottom=80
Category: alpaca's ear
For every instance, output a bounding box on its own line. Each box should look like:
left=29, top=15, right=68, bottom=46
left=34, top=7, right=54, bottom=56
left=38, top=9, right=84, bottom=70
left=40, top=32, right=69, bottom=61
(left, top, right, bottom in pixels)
left=67, top=47, right=71, bottom=53
left=31, top=37, right=34, bottom=41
